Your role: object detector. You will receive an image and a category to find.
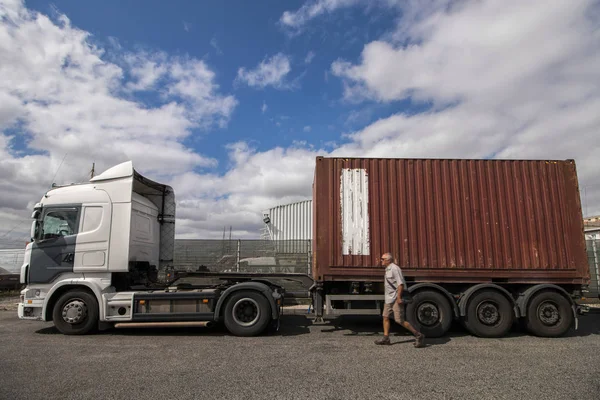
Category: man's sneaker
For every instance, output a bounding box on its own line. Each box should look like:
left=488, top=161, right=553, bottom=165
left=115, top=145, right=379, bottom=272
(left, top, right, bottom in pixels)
left=374, top=336, right=391, bottom=345
left=414, top=333, right=425, bottom=348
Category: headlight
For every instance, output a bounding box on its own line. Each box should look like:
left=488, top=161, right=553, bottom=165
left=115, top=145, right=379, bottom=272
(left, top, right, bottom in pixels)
left=25, top=288, right=46, bottom=299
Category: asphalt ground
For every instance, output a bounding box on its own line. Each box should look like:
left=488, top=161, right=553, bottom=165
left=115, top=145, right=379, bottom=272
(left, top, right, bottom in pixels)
left=0, top=310, right=599, bottom=400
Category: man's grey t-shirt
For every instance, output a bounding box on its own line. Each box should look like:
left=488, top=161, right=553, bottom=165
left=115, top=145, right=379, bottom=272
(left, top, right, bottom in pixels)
left=384, top=263, right=406, bottom=304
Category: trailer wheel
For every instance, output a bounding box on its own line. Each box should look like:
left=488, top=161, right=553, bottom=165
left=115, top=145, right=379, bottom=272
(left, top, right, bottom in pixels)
left=525, top=291, right=572, bottom=337
left=463, top=290, right=513, bottom=338
left=406, top=290, right=452, bottom=338
left=223, top=291, right=271, bottom=337
left=52, top=290, right=99, bottom=335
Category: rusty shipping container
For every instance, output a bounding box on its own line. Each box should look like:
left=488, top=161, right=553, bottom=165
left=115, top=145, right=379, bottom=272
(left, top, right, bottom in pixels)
left=312, top=157, right=590, bottom=285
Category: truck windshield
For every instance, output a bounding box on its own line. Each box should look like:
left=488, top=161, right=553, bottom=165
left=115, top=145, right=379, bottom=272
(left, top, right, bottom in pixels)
left=39, top=209, right=79, bottom=240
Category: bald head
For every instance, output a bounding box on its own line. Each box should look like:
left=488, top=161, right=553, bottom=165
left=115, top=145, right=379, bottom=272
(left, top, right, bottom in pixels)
left=380, top=252, right=394, bottom=266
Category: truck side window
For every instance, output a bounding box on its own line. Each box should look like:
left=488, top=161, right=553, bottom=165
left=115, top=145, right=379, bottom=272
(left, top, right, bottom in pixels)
left=41, top=209, right=79, bottom=240
left=82, top=206, right=103, bottom=233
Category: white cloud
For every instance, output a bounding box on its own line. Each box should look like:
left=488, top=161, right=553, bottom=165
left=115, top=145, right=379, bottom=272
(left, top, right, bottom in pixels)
left=303, top=126, right=312, bottom=132
left=305, top=51, right=315, bottom=64
left=183, top=21, right=191, bottom=32
left=236, top=53, right=292, bottom=89
left=0, top=0, right=237, bottom=240
left=124, top=52, right=168, bottom=91
left=280, top=0, right=360, bottom=29
left=329, top=0, right=600, bottom=215
left=261, top=102, right=268, bottom=114
left=123, top=51, right=237, bottom=128
left=280, top=0, right=448, bottom=31
left=168, top=141, right=322, bottom=238
left=2, top=0, right=599, bottom=246
left=210, top=37, right=223, bottom=55
left=167, top=58, right=238, bottom=128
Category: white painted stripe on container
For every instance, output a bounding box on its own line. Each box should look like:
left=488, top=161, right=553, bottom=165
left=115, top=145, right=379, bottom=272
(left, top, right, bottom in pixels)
left=341, top=168, right=370, bottom=255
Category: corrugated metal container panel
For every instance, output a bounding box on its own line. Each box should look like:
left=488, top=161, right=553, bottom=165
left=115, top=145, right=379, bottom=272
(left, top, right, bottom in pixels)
left=264, top=200, right=312, bottom=241
left=313, top=157, right=590, bottom=284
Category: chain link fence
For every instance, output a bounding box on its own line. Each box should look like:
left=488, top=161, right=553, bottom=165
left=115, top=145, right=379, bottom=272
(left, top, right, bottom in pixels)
left=0, top=249, right=24, bottom=274
left=586, top=239, right=600, bottom=300
left=174, top=239, right=311, bottom=275
left=173, top=239, right=313, bottom=299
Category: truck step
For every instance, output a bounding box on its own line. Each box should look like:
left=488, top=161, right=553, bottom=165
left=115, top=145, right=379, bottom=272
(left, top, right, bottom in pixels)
left=114, top=321, right=214, bottom=329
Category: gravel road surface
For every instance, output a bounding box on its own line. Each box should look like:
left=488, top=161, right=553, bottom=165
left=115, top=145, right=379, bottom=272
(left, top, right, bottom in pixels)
left=0, top=311, right=598, bottom=400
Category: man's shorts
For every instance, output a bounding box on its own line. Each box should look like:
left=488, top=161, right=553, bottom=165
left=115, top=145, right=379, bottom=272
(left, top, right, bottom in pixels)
left=382, top=302, right=405, bottom=323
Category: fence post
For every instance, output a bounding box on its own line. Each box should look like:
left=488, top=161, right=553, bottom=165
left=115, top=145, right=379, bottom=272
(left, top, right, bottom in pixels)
left=236, top=239, right=241, bottom=272
left=593, top=240, right=599, bottom=293
left=307, top=240, right=311, bottom=276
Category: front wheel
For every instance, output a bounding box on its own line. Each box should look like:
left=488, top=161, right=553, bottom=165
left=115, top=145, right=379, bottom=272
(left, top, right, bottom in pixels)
left=223, top=291, right=271, bottom=336
left=52, top=290, right=99, bottom=335
left=406, top=290, right=453, bottom=338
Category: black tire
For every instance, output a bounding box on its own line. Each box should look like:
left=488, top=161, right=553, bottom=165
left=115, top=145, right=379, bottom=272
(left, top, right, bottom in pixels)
left=52, top=290, right=99, bottom=335
left=463, top=290, right=514, bottom=338
left=405, top=290, right=453, bottom=338
left=223, top=290, right=271, bottom=337
left=525, top=291, right=573, bottom=337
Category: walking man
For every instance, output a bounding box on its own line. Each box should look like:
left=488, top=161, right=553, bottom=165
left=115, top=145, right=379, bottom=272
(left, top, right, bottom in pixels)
left=375, top=253, right=425, bottom=347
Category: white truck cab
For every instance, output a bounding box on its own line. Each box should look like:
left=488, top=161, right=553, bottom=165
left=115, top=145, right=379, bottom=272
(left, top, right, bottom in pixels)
left=18, top=161, right=283, bottom=336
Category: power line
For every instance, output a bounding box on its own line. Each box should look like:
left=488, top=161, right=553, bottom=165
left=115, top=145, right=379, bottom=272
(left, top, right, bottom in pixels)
left=582, top=183, right=600, bottom=217
left=0, top=219, right=30, bottom=239
left=50, top=153, right=68, bottom=184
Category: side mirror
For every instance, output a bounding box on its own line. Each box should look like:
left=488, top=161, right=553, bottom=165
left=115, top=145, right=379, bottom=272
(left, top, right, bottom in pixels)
left=30, top=221, right=37, bottom=242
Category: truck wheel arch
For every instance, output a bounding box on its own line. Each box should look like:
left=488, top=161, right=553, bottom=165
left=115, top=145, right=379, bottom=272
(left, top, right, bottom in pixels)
left=458, top=284, right=517, bottom=318
left=408, top=283, right=459, bottom=319
left=44, top=283, right=103, bottom=321
left=213, top=281, right=278, bottom=322
left=516, top=284, right=575, bottom=317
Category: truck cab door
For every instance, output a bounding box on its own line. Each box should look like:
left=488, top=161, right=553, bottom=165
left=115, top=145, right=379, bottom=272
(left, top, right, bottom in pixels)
left=29, top=207, right=81, bottom=284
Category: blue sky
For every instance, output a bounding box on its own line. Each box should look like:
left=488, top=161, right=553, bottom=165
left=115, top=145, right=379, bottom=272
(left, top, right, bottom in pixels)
left=24, top=0, right=402, bottom=174
left=1, top=0, right=599, bottom=241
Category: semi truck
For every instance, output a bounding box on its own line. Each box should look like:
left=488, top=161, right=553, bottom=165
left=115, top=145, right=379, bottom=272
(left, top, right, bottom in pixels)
left=17, top=161, right=285, bottom=336
left=310, top=157, right=590, bottom=338
left=18, top=156, right=591, bottom=339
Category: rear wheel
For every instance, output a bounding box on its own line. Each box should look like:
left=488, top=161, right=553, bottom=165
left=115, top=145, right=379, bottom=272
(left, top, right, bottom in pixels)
left=406, top=290, right=453, bottom=338
left=52, top=290, right=99, bottom=335
left=223, top=291, right=271, bottom=336
left=463, top=290, right=513, bottom=338
left=525, top=291, right=573, bottom=337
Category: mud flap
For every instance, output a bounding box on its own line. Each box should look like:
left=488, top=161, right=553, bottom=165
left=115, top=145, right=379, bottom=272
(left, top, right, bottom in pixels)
left=572, top=305, right=578, bottom=331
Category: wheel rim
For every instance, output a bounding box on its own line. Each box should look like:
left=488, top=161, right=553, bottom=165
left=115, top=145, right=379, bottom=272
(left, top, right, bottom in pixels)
left=537, top=301, right=560, bottom=326
left=416, top=302, right=440, bottom=326
left=62, top=299, right=88, bottom=324
left=476, top=301, right=501, bottom=326
left=232, top=298, right=260, bottom=327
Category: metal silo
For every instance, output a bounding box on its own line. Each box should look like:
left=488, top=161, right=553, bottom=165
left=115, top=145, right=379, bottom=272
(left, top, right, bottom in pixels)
left=262, top=200, right=312, bottom=254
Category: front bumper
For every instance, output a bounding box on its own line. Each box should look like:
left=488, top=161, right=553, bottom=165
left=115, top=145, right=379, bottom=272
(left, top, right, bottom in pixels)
left=18, top=301, right=44, bottom=320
